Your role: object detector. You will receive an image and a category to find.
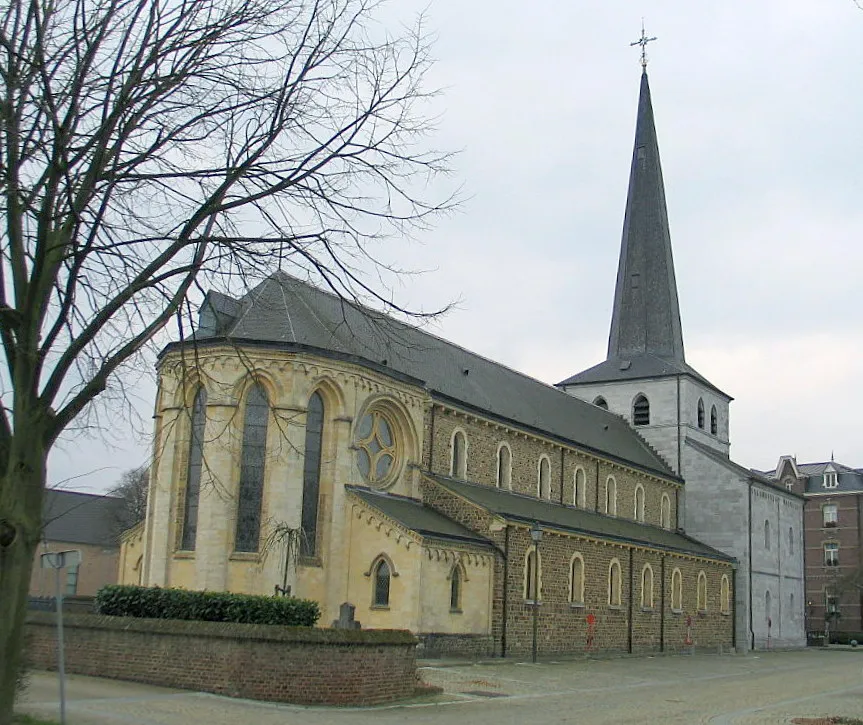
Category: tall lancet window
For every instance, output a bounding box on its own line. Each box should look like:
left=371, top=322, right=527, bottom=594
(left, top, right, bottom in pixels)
left=710, top=406, right=718, bottom=436
left=633, top=395, right=650, bottom=426
left=181, top=387, right=207, bottom=551
left=697, top=399, right=705, bottom=429
left=235, top=383, right=269, bottom=552
left=301, top=392, right=325, bottom=556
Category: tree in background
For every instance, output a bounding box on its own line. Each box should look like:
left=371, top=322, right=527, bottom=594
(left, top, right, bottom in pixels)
left=0, top=0, right=455, bottom=718
left=107, top=466, right=149, bottom=539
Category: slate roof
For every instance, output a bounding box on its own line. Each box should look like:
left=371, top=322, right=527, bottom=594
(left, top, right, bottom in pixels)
left=42, top=489, right=125, bottom=547
left=167, top=271, right=680, bottom=481
left=757, top=460, right=863, bottom=495
left=346, top=485, right=496, bottom=549
left=425, top=473, right=734, bottom=562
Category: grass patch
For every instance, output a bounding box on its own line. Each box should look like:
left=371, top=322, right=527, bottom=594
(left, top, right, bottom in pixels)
left=13, top=715, right=60, bottom=725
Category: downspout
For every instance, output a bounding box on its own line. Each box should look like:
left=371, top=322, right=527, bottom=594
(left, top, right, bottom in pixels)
left=595, top=460, right=600, bottom=513
left=559, top=448, right=565, bottom=505
left=748, top=482, right=754, bottom=650
left=628, top=548, right=634, bottom=653
left=501, top=525, right=510, bottom=657
left=660, top=555, right=666, bottom=653
left=732, top=563, right=738, bottom=651
left=776, top=494, right=782, bottom=642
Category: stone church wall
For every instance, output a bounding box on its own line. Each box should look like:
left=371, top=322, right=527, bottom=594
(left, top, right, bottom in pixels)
left=427, top=404, right=680, bottom=530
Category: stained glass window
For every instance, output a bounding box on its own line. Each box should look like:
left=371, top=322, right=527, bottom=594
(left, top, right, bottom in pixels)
left=301, top=392, right=325, bottom=556
left=355, top=410, right=397, bottom=487
left=181, top=387, right=207, bottom=550
left=235, top=384, right=269, bottom=552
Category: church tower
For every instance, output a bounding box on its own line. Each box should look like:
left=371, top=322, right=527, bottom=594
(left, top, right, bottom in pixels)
left=558, top=67, right=732, bottom=475
left=559, top=55, right=806, bottom=651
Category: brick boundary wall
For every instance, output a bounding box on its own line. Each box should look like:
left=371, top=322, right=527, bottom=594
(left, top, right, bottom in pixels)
left=25, top=612, right=418, bottom=706
left=417, top=633, right=495, bottom=658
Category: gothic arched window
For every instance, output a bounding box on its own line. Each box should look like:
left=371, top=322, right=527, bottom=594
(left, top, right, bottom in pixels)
left=633, top=395, right=650, bottom=426
left=373, top=558, right=391, bottom=607
left=569, top=554, right=585, bottom=605
left=605, top=476, right=617, bottom=516
left=235, top=383, right=269, bottom=552
left=710, top=405, right=718, bottom=435
left=574, top=468, right=586, bottom=507
left=671, top=568, right=683, bottom=611
left=450, top=566, right=462, bottom=611
left=608, top=559, right=622, bottom=606
left=181, top=387, right=207, bottom=551
left=720, top=575, right=731, bottom=614
left=697, top=398, right=705, bottom=429
left=660, top=493, right=671, bottom=529
left=634, top=484, right=645, bottom=522
left=641, top=564, right=654, bottom=608
left=301, top=392, right=325, bottom=556
left=538, top=456, right=551, bottom=499
left=697, top=571, right=708, bottom=612
left=497, top=443, right=512, bottom=489
left=451, top=430, right=467, bottom=479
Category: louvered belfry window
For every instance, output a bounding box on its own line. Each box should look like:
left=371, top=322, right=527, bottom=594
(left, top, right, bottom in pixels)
left=633, top=395, right=650, bottom=426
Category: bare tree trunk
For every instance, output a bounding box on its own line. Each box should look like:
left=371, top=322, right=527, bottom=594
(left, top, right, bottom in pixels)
left=0, top=435, right=46, bottom=724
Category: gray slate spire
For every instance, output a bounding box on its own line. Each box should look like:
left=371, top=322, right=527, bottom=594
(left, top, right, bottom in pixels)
left=607, top=70, right=684, bottom=363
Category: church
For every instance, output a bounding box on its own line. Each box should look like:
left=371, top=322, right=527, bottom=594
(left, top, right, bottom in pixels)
left=121, top=67, right=775, bottom=657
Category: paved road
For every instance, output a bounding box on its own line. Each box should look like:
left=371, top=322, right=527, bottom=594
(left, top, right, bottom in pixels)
left=18, top=650, right=863, bottom=725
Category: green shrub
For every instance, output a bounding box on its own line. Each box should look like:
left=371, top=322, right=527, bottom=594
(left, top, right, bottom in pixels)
left=828, top=631, right=863, bottom=645
left=95, top=585, right=320, bottom=627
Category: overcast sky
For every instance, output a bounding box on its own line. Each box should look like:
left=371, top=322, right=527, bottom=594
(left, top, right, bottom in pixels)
left=51, top=0, right=863, bottom=494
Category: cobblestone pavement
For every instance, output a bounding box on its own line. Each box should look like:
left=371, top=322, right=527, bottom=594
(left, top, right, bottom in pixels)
left=18, top=649, right=863, bottom=725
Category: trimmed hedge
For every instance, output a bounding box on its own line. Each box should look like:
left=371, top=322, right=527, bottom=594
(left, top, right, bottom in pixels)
left=828, top=631, right=863, bottom=646
left=95, top=585, right=320, bottom=627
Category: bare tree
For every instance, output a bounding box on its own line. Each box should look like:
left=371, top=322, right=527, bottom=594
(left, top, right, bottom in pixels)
left=0, top=0, right=455, bottom=717
left=107, top=465, right=149, bottom=538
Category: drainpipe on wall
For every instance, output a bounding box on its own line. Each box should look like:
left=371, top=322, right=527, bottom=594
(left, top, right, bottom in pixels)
left=660, top=555, right=666, bottom=653
left=748, top=482, right=754, bottom=650
left=776, top=494, right=782, bottom=643
left=732, top=562, right=738, bottom=651
left=501, top=525, right=510, bottom=657
left=628, top=548, right=634, bottom=654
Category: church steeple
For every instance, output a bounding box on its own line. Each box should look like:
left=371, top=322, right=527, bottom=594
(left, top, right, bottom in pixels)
left=607, top=70, right=685, bottom=363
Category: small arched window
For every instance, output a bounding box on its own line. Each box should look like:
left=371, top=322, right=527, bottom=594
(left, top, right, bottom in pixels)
left=710, top=405, right=718, bottom=435
left=671, top=568, right=683, bottom=611
left=788, top=527, right=794, bottom=554
left=496, top=443, right=512, bottom=489
left=451, top=430, right=467, bottom=479
left=764, top=519, right=771, bottom=550
left=569, top=554, right=584, bottom=605
left=720, top=575, right=730, bottom=614
left=634, top=484, right=645, bottom=522
left=181, top=387, right=207, bottom=551
left=450, top=566, right=462, bottom=611
left=633, top=394, right=650, bottom=426
left=605, top=476, right=617, bottom=516
left=697, top=398, right=705, bottom=429
left=608, top=559, right=622, bottom=606
left=538, top=456, right=551, bottom=499
left=660, top=493, right=671, bottom=529
left=697, top=571, right=708, bottom=612
left=524, top=547, right=542, bottom=601
left=641, top=564, right=654, bottom=608
left=373, top=558, right=391, bottom=607
left=593, top=396, right=609, bottom=410
left=574, top=468, right=586, bottom=507
left=235, top=383, right=270, bottom=553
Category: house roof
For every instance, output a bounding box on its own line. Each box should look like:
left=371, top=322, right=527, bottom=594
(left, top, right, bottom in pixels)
left=424, top=473, right=734, bottom=563
left=42, top=489, right=125, bottom=548
left=757, top=459, right=863, bottom=495
left=346, top=485, right=496, bottom=549
left=165, top=271, right=680, bottom=482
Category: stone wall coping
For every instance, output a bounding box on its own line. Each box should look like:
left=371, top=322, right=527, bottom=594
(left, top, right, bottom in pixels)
left=26, top=611, right=418, bottom=646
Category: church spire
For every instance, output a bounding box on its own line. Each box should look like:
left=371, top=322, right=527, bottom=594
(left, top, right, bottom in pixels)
left=606, top=69, right=685, bottom=363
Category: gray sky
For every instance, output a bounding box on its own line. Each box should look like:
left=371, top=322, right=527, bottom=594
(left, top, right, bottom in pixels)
left=50, top=0, right=863, bottom=493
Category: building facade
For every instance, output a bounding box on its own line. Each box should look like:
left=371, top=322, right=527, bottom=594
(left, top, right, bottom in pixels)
left=557, top=70, right=805, bottom=650
left=129, top=264, right=735, bottom=657
left=766, top=457, right=863, bottom=639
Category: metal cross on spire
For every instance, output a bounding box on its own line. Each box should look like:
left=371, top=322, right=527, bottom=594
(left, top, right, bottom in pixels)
left=630, top=21, right=657, bottom=69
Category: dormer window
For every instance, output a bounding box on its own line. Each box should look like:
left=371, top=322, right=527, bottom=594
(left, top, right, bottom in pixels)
left=823, top=471, right=838, bottom=489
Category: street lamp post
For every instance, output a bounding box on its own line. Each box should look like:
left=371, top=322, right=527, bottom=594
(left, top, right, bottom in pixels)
left=530, top=521, right=543, bottom=664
